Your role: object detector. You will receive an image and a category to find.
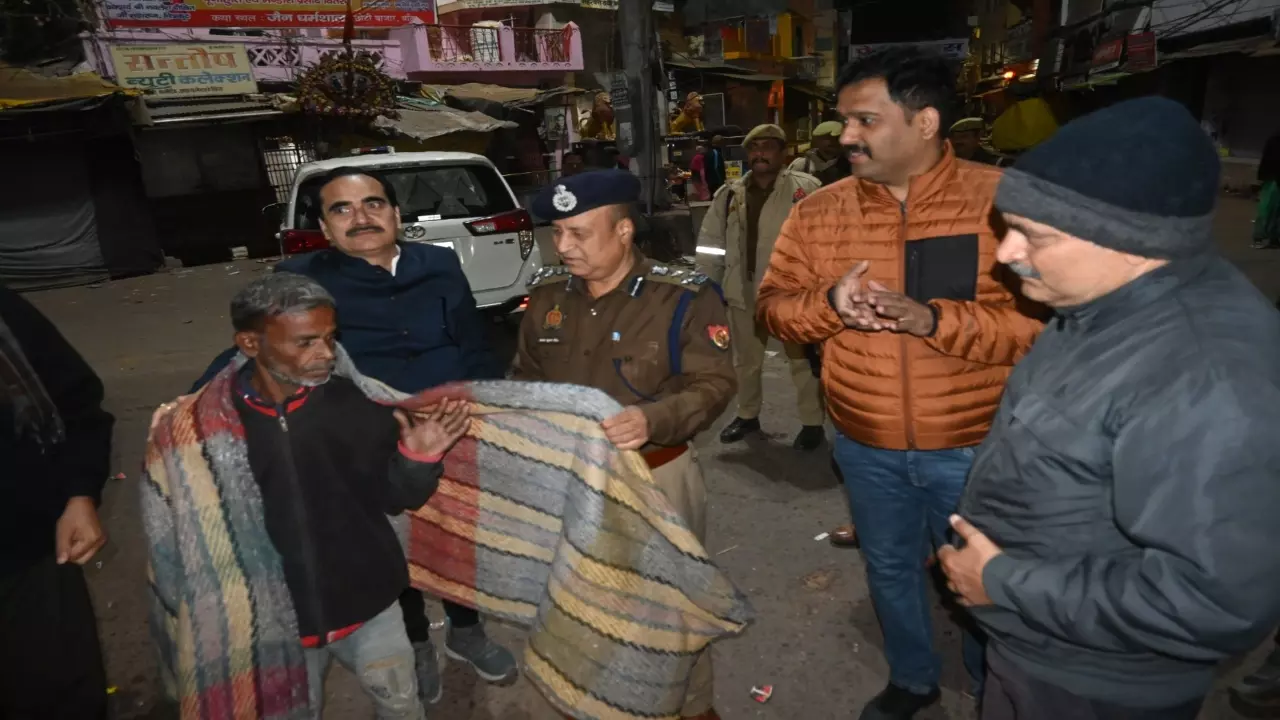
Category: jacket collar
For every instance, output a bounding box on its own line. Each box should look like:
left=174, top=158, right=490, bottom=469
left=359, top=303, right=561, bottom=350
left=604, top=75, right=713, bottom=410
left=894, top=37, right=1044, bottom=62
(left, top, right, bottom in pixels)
left=1055, top=253, right=1212, bottom=332
left=856, top=142, right=959, bottom=208
left=323, top=242, right=406, bottom=276
left=236, top=361, right=315, bottom=416
left=734, top=168, right=798, bottom=198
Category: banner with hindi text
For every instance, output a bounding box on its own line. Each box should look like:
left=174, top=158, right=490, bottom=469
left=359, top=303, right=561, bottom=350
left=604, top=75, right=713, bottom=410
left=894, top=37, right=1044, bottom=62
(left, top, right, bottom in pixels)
left=109, top=44, right=259, bottom=97
left=102, top=0, right=434, bottom=28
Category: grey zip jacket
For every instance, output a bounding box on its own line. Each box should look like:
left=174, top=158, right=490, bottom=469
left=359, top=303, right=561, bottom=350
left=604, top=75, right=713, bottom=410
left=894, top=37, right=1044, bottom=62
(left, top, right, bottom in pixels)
left=959, top=254, right=1280, bottom=707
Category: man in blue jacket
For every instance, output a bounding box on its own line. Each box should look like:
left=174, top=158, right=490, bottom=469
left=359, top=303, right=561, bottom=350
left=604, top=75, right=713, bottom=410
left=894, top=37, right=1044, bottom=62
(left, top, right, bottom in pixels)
left=191, top=167, right=513, bottom=706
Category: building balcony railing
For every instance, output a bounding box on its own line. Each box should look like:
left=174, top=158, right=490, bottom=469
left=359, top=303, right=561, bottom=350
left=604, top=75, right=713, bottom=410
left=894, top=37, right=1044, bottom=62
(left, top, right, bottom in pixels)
left=400, top=22, right=581, bottom=73
left=82, top=21, right=582, bottom=86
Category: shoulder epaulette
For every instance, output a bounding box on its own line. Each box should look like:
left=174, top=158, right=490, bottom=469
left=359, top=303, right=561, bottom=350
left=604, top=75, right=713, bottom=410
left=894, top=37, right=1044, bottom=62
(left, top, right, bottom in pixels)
left=527, top=265, right=572, bottom=289
left=646, top=265, right=711, bottom=289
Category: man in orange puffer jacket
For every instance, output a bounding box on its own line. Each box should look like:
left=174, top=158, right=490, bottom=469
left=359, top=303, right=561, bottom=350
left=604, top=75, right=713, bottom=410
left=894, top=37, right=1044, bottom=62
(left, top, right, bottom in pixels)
left=756, top=47, right=1044, bottom=719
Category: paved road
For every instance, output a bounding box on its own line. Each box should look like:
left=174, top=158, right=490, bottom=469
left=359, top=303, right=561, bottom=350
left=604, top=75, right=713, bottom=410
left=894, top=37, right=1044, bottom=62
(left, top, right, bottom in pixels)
left=25, top=196, right=1276, bottom=719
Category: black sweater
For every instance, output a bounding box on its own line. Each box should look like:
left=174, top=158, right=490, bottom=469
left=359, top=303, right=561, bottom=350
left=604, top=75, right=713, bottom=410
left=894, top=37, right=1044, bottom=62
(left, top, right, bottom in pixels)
left=0, top=286, right=113, bottom=578
left=233, top=370, right=441, bottom=640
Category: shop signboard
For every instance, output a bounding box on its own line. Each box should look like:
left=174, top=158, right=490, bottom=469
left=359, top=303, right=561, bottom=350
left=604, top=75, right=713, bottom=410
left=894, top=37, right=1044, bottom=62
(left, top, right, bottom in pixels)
left=1090, top=36, right=1124, bottom=73
left=103, top=0, right=434, bottom=28
left=439, top=0, right=541, bottom=7
left=608, top=71, right=634, bottom=156
left=849, top=38, right=968, bottom=63
left=109, top=43, right=259, bottom=97
left=1124, top=31, right=1157, bottom=72
left=1005, top=19, right=1033, bottom=64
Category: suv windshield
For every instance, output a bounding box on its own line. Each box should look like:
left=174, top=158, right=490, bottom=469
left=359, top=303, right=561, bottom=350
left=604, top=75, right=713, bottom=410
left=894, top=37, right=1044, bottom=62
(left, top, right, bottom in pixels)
left=294, top=163, right=516, bottom=229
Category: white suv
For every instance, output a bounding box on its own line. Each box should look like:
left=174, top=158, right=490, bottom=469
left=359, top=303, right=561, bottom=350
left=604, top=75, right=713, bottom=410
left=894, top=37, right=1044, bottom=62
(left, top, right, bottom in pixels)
left=278, top=149, right=544, bottom=313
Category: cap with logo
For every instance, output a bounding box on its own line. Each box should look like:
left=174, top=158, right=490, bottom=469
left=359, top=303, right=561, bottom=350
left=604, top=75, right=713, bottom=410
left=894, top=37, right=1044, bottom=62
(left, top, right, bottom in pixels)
left=531, top=168, right=641, bottom=222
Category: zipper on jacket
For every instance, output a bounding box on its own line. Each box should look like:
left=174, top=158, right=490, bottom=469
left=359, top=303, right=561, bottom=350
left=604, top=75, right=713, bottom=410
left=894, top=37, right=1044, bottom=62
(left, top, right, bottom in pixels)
left=898, top=201, right=916, bottom=449
left=276, top=406, right=329, bottom=642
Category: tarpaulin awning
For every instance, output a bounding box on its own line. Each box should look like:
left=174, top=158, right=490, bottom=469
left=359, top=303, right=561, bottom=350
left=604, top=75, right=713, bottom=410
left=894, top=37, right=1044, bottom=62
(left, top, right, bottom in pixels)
left=717, top=72, right=785, bottom=83
left=787, top=82, right=835, bottom=100
left=0, top=65, right=135, bottom=110
left=374, top=105, right=517, bottom=142
left=133, top=96, right=285, bottom=125
left=422, top=83, right=583, bottom=108
left=665, top=57, right=752, bottom=72
left=1161, top=35, right=1277, bottom=61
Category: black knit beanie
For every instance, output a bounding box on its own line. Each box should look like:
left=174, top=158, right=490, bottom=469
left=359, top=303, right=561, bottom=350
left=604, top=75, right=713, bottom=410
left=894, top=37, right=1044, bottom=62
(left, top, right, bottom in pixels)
left=995, top=96, right=1220, bottom=259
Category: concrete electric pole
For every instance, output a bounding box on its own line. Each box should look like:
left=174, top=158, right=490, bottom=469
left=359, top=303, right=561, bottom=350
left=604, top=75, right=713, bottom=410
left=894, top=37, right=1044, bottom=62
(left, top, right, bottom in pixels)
left=617, top=0, right=658, bottom=213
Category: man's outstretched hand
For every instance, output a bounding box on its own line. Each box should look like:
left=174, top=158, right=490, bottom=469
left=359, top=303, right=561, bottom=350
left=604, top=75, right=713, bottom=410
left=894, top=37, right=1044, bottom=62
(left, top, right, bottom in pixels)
left=396, top=400, right=472, bottom=459
left=831, top=261, right=881, bottom=330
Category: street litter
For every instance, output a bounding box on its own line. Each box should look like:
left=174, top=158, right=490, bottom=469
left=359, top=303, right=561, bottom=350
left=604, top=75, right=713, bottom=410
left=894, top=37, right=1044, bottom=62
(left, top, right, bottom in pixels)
left=716, top=544, right=739, bottom=556
left=112, top=472, right=126, bottom=480
left=106, top=686, right=118, bottom=695
left=750, top=685, right=773, bottom=703
left=813, top=532, right=829, bottom=541
left=802, top=568, right=835, bottom=591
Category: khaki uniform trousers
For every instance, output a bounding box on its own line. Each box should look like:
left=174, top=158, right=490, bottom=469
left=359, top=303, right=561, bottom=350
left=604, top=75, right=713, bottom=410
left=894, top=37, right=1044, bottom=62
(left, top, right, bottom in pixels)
left=649, top=448, right=713, bottom=716
left=727, top=305, right=824, bottom=426
left=528, top=448, right=714, bottom=719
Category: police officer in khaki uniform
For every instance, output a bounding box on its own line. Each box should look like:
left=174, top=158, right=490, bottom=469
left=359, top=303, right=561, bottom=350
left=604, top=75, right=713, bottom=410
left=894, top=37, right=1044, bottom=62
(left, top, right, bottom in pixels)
left=514, top=169, right=734, bottom=720
left=788, top=120, right=853, bottom=186
left=698, top=124, right=826, bottom=450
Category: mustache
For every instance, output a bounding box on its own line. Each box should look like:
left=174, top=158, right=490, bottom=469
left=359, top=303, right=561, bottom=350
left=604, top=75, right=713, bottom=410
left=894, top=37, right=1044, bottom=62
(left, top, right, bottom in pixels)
left=1006, top=261, right=1041, bottom=279
left=750, top=157, right=771, bottom=165
left=847, top=144, right=872, bottom=158
left=346, top=224, right=385, bottom=237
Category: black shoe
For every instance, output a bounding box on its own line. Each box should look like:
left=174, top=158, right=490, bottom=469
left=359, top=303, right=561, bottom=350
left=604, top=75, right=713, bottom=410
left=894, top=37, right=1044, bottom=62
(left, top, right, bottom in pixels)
left=719, top=417, right=760, bottom=443
left=793, top=425, right=825, bottom=450
left=858, top=684, right=941, bottom=720
left=1230, top=648, right=1280, bottom=718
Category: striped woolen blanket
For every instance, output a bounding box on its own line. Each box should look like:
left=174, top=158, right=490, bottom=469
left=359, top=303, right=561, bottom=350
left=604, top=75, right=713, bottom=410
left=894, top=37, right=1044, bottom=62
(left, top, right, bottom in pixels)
left=142, top=347, right=752, bottom=720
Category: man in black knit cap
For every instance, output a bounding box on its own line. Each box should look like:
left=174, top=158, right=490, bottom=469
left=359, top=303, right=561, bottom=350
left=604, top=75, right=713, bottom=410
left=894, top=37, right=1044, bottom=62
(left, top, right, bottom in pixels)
left=935, top=96, right=1280, bottom=719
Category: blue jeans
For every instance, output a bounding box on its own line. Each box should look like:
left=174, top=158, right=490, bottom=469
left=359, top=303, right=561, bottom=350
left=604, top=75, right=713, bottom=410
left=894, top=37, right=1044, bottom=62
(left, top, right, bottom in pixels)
left=833, top=433, right=986, bottom=696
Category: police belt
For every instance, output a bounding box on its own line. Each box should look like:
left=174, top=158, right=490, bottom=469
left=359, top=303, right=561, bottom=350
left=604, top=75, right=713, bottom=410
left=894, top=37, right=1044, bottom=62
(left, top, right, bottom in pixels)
left=642, top=443, right=689, bottom=470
